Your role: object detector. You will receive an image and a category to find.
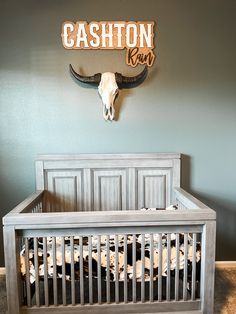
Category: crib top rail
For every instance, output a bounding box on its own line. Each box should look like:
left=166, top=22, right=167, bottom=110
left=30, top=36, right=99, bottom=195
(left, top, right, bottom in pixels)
left=174, top=188, right=212, bottom=210
left=3, top=190, right=44, bottom=215
left=36, top=153, right=181, bottom=160
left=3, top=188, right=215, bottom=228
left=2, top=209, right=216, bottom=228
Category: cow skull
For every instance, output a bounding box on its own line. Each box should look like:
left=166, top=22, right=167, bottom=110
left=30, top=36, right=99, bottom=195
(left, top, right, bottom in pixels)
left=69, top=64, right=148, bottom=121
left=98, top=72, right=118, bottom=120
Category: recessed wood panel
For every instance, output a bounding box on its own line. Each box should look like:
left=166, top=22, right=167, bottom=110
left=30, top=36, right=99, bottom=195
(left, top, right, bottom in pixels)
left=37, top=154, right=180, bottom=211
left=45, top=170, right=83, bottom=212
left=92, top=170, right=127, bottom=211
left=137, top=169, right=172, bottom=208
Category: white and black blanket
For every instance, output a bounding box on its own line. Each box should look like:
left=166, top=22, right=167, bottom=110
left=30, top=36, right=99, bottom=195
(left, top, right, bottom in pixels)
left=20, top=206, right=201, bottom=285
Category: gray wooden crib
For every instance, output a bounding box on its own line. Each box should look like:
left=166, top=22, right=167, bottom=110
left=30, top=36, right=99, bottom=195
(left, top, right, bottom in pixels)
left=3, top=153, right=216, bottom=314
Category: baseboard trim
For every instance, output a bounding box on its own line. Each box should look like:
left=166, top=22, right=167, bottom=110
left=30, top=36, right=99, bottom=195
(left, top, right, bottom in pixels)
left=215, top=261, right=236, bottom=269
left=0, top=267, right=6, bottom=275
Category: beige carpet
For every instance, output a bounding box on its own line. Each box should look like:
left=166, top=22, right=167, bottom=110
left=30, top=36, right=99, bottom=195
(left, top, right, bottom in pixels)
left=214, top=268, right=236, bottom=314
left=0, top=268, right=236, bottom=314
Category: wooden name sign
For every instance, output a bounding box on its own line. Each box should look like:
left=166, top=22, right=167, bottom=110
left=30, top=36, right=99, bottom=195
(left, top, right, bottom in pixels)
left=61, top=21, right=155, bottom=67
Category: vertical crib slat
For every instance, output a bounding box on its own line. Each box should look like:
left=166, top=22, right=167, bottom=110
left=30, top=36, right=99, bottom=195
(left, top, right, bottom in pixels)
left=39, top=201, right=43, bottom=213
left=158, top=233, right=162, bottom=302
left=79, top=236, right=84, bottom=305
left=175, top=233, right=180, bottom=301
left=70, top=236, right=75, bottom=306
left=43, top=237, right=49, bottom=306
left=106, top=235, right=110, bottom=304
left=149, top=234, right=154, bottom=303
left=97, top=235, right=102, bottom=304
left=141, top=234, right=145, bottom=303
left=52, top=237, right=58, bottom=306
left=123, top=235, right=128, bottom=303
left=20, top=237, right=24, bottom=306
left=183, top=233, right=188, bottom=301
left=132, top=234, right=136, bottom=303
left=34, top=237, right=40, bottom=307
left=25, top=238, right=31, bottom=307
left=88, top=235, right=93, bottom=305
left=115, top=234, right=119, bottom=304
left=166, top=233, right=171, bottom=301
left=191, top=233, right=197, bottom=300
left=61, top=237, right=66, bottom=306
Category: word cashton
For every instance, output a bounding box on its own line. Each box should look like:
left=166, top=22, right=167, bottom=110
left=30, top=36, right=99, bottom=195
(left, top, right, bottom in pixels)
left=61, top=21, right=155, bottom=67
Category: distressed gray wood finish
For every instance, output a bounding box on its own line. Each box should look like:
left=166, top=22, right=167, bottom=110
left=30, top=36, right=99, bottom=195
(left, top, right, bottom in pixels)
left=79, top=236, right=84, bottom=305
left=3, top=153, right=216, bottom=314
left=35, top=153, right=181, bottom=211
left=191, top=233, right=197, bottom=301
left=175, top=233, right=180, bottom=301
left=106, top=235, right=111, bottom=304
left=3, top=226, right=21, bottom=314
left=25, top=238, right=31, bottom=307
left=43, top=237, right=49, bottom=307
left=20, top=301, right=202, bottom=313
left=200, top=221, right=216, bottom=313
left=70, top=236, right=75, bottom=306
left=166, top=233, right=171, bottom=301
left=45, top=170, right=83, bottom=212
left=33, top=237, right=40, bottom=307
left=123, top=234, right=128, bottom=303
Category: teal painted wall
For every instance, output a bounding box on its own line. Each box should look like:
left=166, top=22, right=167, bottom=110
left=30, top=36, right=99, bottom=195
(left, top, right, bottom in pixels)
left=0, top=0, right=236, bottom=265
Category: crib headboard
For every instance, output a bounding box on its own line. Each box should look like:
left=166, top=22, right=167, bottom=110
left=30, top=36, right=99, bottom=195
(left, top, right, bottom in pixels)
left=35, top=153, right=181, bottom=212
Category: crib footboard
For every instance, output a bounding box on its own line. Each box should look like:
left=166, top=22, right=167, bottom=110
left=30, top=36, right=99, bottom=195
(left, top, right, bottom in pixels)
left=3, top=188, right=216, bottom=314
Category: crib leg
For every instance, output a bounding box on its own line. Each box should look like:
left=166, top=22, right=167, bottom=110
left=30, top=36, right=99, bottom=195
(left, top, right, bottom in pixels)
left=3, top=225, right=21, bottom=314
left=200, top=220, right=216, bottom=314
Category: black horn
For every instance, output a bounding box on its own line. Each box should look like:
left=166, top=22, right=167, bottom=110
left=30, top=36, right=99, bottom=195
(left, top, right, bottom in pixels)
left=69, top=64, right=101, bottom=86
left=115, top=65, right=148, bottom=89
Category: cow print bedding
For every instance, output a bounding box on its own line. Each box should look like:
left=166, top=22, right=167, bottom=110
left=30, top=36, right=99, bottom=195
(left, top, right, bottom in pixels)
left=20, top=206, right=201, bottom=288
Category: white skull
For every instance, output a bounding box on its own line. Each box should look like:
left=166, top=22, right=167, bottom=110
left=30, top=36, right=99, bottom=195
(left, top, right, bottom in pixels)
left=98, top=73, right=119, bottom=121
left=69, top=64, right=148, bottom=121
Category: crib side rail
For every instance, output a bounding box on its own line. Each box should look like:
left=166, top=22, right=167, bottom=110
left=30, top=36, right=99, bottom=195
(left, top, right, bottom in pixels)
left=3, top=208, right=216, bottom=229
left=175, top=187, right=216, bottom=314
left=3, top=188, right=216, bottom=314
left=3, top=190, right=44, bottom=216
left=174, top=187, right=214, bottom=212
